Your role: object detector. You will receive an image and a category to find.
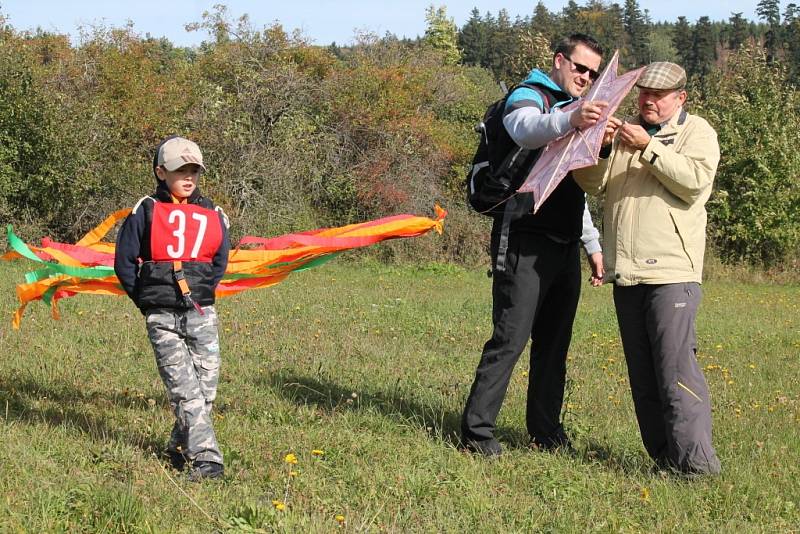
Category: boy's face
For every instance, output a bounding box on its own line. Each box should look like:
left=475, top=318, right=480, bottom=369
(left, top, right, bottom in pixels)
left=155, top=163, right=202, bottom=199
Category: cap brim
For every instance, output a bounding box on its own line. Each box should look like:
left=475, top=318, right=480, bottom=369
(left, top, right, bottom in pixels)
left=163, top=157, right=206, bottom=171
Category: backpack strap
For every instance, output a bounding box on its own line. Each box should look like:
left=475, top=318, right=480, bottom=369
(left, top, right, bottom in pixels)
left=505, top=82, right=552, bottom=114
left=494, top=83, right=552, bottom=273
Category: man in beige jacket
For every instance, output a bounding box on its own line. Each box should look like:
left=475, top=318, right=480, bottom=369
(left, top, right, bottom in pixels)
left=574, top=62, right=721, bottom=475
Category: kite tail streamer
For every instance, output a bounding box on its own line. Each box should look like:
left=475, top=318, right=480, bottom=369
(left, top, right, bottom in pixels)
left=3, top=205, right=447, bottom=328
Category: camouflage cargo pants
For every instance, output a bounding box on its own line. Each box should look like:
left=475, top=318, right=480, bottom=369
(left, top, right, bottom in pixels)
left=146, top=306, right=223, bottom=465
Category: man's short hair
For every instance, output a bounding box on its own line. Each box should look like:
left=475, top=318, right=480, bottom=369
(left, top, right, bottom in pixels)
left=553, top=33, right=603, bottom=59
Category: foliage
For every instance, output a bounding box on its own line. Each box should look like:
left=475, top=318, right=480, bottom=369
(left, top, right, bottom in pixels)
left=423, top=5, right=460, bottom=65
left=695, top=47, right=800, bottom=266
left=0, top=3, right=798, bottom=267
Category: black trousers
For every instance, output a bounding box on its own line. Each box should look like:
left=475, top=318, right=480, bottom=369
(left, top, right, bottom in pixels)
left=461, top=232, right=581, bottom=443
left=613, top=283, right=721, bottom=474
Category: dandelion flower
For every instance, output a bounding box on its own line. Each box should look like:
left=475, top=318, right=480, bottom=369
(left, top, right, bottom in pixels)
left=272, top=500, right=286, bottom=511
left=284, top=453, right=298, bottom=464
left=335, top=515, right=345, bottom=523
left=311, top=449, right=325, bottom=456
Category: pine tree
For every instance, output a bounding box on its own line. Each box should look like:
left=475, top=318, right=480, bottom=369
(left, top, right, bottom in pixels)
left=489, top=9, right=516, bottom=80
left=423, top=5, right=461, bottom=65
left=672, top=16, right=693, bottom=68
left=784, top=3, right=800, bottom=81
left=690, top=16, right=716, bottom=77
left=458, top=8, right=488, bottom=66
left=624, top=0, right=650, bottom=66
left=728, top=12, right=750, bottom=50
left=757, top=0, right=782, bottom=62
left=531, top=1, right=555, bottom=43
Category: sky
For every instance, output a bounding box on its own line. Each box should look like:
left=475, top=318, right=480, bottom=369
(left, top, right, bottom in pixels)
left=2, top=1, right=764, bottom=47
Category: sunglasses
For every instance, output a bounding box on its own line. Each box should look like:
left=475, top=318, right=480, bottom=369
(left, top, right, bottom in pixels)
left=562, top=54, right=599, bottom=81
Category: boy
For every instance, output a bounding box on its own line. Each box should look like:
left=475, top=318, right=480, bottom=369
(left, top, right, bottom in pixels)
left=115, top=136, right=230, bottom=481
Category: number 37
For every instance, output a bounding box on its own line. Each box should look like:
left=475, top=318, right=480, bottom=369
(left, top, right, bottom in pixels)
left=166, top=210, right=208, bottom=259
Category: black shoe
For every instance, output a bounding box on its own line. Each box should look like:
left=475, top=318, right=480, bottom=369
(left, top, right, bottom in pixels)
left=188, top=461, right=224, bottom=482
left=165, top=450, right=187, bottom=472
left=530, top=428, right=573, bottom=452
left=463, top=437, right=503, bottom=457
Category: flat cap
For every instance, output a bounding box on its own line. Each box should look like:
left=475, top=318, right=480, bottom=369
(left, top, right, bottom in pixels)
left=636, top=61, right=687, bottom=90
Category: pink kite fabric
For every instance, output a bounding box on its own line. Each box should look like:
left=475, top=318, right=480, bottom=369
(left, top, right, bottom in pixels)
left=517, top=51, right=645, bottom=212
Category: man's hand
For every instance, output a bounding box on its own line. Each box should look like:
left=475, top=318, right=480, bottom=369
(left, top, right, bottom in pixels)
left=617, top=122, right=651, bottom=151
left=602, top=116, right=623, bottom=146
left=587, top=252, right=604, bottom=287
left=570, top=100, right=609, bottom=130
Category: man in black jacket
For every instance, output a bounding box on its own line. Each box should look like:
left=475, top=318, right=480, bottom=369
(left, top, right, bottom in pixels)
left=461, top=34, right=607, bottom=456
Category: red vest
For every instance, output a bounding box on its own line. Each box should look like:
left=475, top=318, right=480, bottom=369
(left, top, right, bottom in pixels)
left=150, top=203, right=223, bottom=263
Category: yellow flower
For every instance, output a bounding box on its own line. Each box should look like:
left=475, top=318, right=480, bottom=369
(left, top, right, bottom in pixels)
left=272, top=500, right=286, bottom=511
left=335, top=515, right=345, bottom=523
left=311, top=449, right=325, bottom=456
left=284, top=453, right=298, bottom=464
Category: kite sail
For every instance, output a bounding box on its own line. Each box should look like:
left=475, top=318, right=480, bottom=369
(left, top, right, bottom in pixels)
left=3, top=205, right=446, bottom=329
left=518, top=51, right=645, bottom=212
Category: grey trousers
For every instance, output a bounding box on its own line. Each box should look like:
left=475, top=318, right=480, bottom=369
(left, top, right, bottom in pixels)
left=146, top=306, right=224, bottom=465
left=461, top=232, right=581, bottom=444
left=613, top=283, right=721, bottom=474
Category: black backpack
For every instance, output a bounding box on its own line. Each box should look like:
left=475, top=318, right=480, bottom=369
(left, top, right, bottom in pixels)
left=466, top=83, right=551, bottom=216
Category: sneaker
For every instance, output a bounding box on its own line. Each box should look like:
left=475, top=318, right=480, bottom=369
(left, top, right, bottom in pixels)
left=165, top=450, right=187, bottom=472
left=463, top=437, right=503, bottom=458
left=188, top=461, right=224, bottom=482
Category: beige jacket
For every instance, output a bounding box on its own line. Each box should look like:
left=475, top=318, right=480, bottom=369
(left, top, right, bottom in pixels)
left=573, top=109, right=719, bottom=285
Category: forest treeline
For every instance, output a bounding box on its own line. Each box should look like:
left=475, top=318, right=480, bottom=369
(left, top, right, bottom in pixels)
left=0, top=1, right=798, bottom=268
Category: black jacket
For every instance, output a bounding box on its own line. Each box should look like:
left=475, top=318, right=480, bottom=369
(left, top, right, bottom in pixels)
left=491, top=80, right=585, bottom=242
left=114, top=182, right=230, bottom=311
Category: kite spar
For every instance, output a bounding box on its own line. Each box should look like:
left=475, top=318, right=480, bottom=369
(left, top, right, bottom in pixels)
left=517, top=51, right=644, bottom=212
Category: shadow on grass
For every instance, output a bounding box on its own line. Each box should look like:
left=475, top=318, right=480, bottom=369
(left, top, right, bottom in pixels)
left=576, top=439, right=655, bottom=476
left=262, top=370, right=655, bottom=475
left=262, top=371, right=467, bottom=448
left=0, top=372, right=167, bottom=456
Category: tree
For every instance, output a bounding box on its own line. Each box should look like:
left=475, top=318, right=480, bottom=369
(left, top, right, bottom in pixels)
left=784, top=3, right=800, bottom=81
left=507, top=29, right=552, bottom=82
left=757, top=0, right=782, bottom=62
left=458, top=8, right=487, bottom=66
left=690, top=16, right=717, bottom=77
left=423, top=5, right=460, bottom=65
left=531, top=1, right=555, bottom=42
left=488, top=9, right=516, bottom=80
left=728, top=12, right=750, bottom=50
left=624, top=0, right=650, bottom=66
left=672, top=16, right=693, bottom=68
left=695, top=46, right=800, bottom=266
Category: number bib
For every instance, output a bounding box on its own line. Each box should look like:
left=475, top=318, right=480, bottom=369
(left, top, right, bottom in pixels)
left=150, top=203, right=223, bottom=262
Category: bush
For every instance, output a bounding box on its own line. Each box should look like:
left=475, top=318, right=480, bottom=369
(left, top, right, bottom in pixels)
left=694, top=47, right=800, bottom=267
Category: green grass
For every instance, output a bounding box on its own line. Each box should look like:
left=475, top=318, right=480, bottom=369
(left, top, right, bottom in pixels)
left=0, top=258, right=798, bottom=532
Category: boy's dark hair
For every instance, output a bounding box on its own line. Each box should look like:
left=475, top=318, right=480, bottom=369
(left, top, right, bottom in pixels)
left=553, top=33, right=603, bottom=59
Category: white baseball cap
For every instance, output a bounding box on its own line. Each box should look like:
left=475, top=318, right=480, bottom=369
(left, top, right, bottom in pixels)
left=156, top=137, right=206, bottom=171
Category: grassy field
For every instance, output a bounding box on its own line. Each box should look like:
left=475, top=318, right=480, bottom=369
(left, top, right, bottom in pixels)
left=0, top=257, right=798, bottom=532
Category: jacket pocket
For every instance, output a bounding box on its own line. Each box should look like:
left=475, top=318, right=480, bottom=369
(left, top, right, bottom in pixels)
left=668, top=209, right=695, bottom=270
